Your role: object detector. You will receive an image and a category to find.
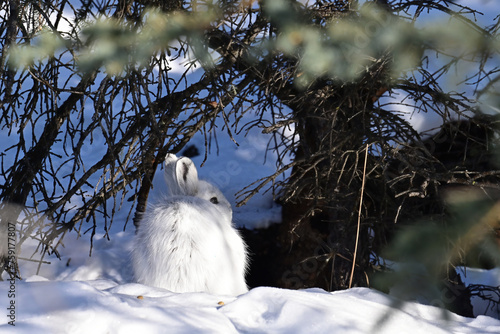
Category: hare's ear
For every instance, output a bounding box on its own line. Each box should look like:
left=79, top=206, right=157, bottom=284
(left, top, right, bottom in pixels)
left=164, top=153, right=181, bottom=195
left=174, top=157, right=199, bottom=196
left=164, top=153, right=199, bottom=196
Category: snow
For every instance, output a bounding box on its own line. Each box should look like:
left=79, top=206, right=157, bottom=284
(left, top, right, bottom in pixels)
left=460, top=267, right=500, bottom=319
left=2, top=276, right=500, bottom=333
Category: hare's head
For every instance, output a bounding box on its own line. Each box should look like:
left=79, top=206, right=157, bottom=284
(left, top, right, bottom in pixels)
left=163, top=153, right=232, bottom=221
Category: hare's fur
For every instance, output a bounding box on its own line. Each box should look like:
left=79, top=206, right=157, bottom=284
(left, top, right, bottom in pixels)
left=132, top=154, right=248, bottom=295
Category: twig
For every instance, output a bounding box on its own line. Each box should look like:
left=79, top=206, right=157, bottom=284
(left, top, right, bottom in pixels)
left=349, top=143, right=369, bottom=289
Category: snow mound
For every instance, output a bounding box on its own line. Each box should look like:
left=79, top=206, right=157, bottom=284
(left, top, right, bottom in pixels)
left=2, top=280, right=500, bottom=333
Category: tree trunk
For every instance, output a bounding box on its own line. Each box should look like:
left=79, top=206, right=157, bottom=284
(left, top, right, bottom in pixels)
left=276, top=83, right=377, bottom=290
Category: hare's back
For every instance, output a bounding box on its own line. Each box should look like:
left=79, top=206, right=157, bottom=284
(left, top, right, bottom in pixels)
left=134, top=197, right=237, bottom=291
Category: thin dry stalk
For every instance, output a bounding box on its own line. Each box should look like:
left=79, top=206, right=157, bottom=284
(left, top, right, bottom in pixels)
left=349, top=143, right=369, bottom=289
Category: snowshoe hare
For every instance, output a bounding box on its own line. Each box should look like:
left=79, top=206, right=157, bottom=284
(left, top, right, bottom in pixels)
left=132, top=153, right=248, bottom=295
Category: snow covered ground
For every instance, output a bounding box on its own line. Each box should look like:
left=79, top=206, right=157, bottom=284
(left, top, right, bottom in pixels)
left=3, top=279, right=500, bottom=334
left=2, top=240, right=500, bottom=334
left=2, top=229, right=500, bottom=333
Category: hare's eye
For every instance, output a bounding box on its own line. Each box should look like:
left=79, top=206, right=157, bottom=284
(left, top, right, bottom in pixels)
left=210, top=197, right=219, bottom=204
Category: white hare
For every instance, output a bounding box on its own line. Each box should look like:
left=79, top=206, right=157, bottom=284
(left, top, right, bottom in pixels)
left=132, top=153, right=248, bottom=295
